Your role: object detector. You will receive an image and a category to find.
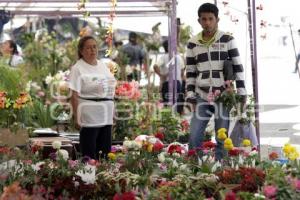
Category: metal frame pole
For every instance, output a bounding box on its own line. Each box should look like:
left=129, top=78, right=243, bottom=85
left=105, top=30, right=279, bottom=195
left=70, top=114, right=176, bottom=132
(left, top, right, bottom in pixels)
left=247, top=0, right=260, bottom=155
left=168, top=0, right=177, bottom=105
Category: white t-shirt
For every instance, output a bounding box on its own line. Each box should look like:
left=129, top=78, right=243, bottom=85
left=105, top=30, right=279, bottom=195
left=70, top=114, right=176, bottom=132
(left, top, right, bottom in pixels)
left=69, top=59, right=116, bottom=127
left=5, top=55, right=23, bottom=67
left=157, top=54, right=185, bottom=82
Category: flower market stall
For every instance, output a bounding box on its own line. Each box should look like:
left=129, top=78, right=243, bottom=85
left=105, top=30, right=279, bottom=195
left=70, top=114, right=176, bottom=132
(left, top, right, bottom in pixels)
left=1, top=0, right=299, bottom=199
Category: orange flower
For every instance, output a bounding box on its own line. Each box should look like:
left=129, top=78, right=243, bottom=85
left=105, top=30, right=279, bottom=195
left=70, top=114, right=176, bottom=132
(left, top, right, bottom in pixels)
left=13, top=92, right=29, bottom=109
left=268, top=151, right=279, bottom=160
left=0, top=91, right=7, bottom=109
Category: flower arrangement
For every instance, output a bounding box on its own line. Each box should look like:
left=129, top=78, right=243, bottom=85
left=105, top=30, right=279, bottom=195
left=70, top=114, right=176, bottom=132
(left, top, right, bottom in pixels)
left=0, top=91, right=31, bottom=129
left=115, top=81, right=141, bottom=101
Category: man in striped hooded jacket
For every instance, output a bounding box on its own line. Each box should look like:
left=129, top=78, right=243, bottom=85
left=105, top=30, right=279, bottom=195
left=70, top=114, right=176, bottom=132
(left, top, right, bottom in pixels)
left=185, top=3, right=247, bottom=160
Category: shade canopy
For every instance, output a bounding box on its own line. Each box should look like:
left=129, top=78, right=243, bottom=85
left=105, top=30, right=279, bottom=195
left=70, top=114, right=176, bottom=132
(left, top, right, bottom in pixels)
left=1, top=0, right=172, bottom=17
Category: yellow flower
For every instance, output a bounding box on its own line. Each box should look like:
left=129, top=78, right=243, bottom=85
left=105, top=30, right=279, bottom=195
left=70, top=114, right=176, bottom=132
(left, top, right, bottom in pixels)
left=242, top=139, right=251, bottom=147
left=224, top=138, right=233, bottom=145
left=217, top=131, right=227, bottom=140
left=217, top=128, right=227, bottom=140
left=283, top=144, right=292, bottom=154
left=108, top=152, right=116, bottom=160
left=224, top=144, right=234, bottom=151
left=147, top=144, right=153, bottom=152
left=218, top=128, right=227, bottom=133
left=288, top=151, right=299, bottom=161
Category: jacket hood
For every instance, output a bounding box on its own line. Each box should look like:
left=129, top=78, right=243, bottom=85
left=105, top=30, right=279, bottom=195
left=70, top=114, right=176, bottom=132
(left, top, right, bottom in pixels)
left=189, top=30, right=226, bottom=45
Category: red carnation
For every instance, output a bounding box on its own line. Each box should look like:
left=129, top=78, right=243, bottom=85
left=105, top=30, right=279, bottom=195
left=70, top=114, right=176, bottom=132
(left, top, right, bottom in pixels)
left=113, top=191, right=136, bottom=200
left=187, top=149, right=196, bottom=157
left=154, top=132, right=165, bottom=141
left=228, top=148, right=242, bottom=157
left=153, top=142, right=164, bottom=152
left=202, top=141, right=216, bottom=149
left=225, top=191, right=236, bottom=200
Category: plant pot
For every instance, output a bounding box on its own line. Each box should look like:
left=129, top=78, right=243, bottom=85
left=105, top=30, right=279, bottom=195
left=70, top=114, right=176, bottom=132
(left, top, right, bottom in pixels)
left=0, top=128, right=29, bottom=147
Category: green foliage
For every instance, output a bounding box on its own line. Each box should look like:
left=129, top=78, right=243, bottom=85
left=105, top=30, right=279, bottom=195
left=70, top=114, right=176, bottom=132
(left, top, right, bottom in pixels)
left=264, top=166, right=297, bottom=199
left=152, top=108, right=182, bottom=143
left=0, top=64, right=25, bottom=98
left=26, top=100, right=62, bottom=128
left=178, top=24, right=193, bottom=54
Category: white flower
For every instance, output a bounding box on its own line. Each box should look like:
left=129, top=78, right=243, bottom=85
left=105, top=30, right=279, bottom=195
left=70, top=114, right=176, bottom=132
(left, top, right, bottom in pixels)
left=31, top=82, right=41, bottom=90
left=57, top=149, right=69, bottom=160
left=179, top=164, right=188, bottom=171
left=148, top=137, right=157, bottom=144
left=31, top=161, right=45, bottom=172
left=52, top=141, right=62, bottom=149
left=172, top=160, right=178, bottom=168
left=25, top=81, right=32, bottom=92
left=238, top=155, right=244, bottom=165
left=54, top=72, right=63, bottom=81
left=76, top=164, right=96, bottom=185
left=123, top=140, right=132, bottom=149
left=158, top=152, right=166, bottom=163
left=45, top=74, right=53, bottom=85
left=133, top=141, right=142, bottom=150
left=249, top=150, right=258, bottom=156
left=254, top=193, right=266, bottom=199
left=252, top=159, right=256, bottom=168
left=211, top=161, right=221, bottom=172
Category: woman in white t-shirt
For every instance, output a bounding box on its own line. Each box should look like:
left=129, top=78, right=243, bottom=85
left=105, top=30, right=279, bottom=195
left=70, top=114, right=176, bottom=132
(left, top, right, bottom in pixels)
left=69, top=36, right=116, bottom=160
left=0, top=40, right=23, bottom=67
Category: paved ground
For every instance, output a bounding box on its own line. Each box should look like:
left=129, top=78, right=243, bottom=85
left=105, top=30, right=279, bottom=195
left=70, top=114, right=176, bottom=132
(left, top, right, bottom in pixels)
left=255, top=42, right=300, bottom=159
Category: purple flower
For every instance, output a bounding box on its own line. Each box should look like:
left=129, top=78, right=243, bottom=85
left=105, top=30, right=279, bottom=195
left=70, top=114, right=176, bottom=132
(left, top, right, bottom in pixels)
left=81, top=156, right=91, bottom=163
left=49, top=152, right=57, bottom=161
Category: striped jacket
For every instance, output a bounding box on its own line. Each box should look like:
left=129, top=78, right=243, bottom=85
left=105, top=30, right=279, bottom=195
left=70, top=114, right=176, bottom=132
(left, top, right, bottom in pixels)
left=185, top=30, right=247, bottom=103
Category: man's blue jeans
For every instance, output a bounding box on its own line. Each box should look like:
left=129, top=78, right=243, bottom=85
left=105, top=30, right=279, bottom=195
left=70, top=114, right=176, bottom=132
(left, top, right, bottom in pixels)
left=188, top=96, right=230, bottom=160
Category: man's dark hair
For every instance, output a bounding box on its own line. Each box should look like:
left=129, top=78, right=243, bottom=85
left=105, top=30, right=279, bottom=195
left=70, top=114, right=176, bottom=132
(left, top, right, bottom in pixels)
left=162, top=40, right=168, bottom=53
left=198, top=3, right=219, bottom=18
left=129, top=32, right=137, bottom=39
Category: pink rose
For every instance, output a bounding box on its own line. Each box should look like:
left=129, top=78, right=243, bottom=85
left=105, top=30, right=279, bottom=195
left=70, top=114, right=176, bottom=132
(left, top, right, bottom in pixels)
left=263, top=185, right=277, bottom=198
left=294, top=179, right=300, bottom=191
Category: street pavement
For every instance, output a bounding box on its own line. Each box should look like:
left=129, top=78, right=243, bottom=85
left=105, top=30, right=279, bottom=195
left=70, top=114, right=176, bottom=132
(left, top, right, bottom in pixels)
left=256, top=43, right=300, bottom=158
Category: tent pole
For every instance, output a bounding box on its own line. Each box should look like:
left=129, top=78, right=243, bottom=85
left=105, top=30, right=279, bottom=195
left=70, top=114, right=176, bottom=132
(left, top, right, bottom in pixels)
left=168, top=0, right=177, bottom=106
left=247, top=0, right=260, bottom=157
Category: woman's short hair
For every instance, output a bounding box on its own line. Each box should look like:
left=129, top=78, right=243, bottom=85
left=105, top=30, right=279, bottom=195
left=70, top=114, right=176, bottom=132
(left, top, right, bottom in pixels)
left=77, top=36, right=96, bottom=59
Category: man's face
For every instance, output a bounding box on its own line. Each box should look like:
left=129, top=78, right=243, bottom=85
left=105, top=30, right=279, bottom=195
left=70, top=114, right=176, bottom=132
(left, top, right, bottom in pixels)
left=198, top=12, right=219, bottom=34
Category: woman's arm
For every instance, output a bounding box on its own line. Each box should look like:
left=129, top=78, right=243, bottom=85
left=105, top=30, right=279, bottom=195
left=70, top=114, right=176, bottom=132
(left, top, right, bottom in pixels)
left=71, top=90, right=80, bottom=130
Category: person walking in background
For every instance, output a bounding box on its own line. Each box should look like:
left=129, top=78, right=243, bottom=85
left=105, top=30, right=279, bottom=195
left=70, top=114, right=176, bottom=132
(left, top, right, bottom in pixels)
left=0, top=39, right=23, bottom=67
left=69, top=36, right=117, bottom=160
left=153, top=40, right=185, bottom=114
left=121, top=32, right=146, bottom=81
left=294, top=29, right=300, bottom=73
left=185, top=3, right=247, bottom=160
